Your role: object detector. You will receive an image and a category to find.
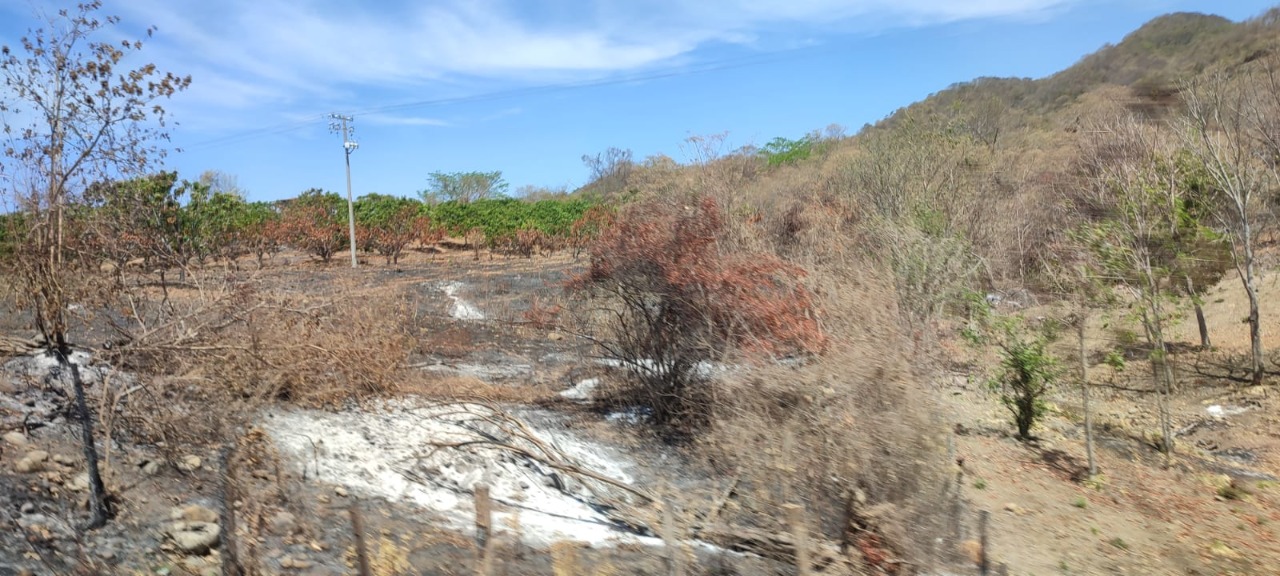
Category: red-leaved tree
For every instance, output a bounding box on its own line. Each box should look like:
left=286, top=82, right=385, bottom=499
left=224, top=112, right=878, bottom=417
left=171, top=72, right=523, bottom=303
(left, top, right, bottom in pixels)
left=570, top=196, right=825, bottom=431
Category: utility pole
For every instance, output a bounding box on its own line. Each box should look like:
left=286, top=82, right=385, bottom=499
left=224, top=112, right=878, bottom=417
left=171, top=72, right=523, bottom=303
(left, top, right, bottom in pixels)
left=329, top=113, right=359, bottom=268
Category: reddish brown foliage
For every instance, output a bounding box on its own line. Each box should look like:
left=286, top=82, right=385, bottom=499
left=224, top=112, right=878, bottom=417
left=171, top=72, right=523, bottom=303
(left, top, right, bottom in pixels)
left=575, top=196, right=825, bottom=358
left=278, top=203, right=345, bottom=263
left=569, top=196, right=824, bottom=429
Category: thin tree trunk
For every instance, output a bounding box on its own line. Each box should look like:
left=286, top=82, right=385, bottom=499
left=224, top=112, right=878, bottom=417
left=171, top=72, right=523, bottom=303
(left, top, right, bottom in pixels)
left=1078, top=314, right=1096, bottom=477
left=60, top=348, right=109, bottom=529
left=1243, top=253, right=1263, bottom=386
left=1186, top=275, right=1210, bottom=350
left=1140, top=309, right=1175, bottom=455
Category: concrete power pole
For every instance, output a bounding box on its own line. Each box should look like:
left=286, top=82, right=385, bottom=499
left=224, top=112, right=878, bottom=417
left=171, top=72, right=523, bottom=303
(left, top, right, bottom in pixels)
left=329, top=113, right=359, bottom=268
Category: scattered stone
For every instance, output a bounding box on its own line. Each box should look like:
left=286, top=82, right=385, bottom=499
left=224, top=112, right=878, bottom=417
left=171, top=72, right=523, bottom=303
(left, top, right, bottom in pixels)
left=17, top=513, right=70, bottom=540
left=301, top=567, right=340, bottom=576
left=269, top=510, right=298, bottom=536
left=1003, top=502, right=1023, bottom=514
left=180, top=555, right=221, bottom=576
left=172, top=504, right=220, bottom=524
left=2, top=431, right=28, bottom=446
left=20, top=502, right=35, bottom=515
left=281, top=555, right=314, bottom=569
left=334, top=486, right=349, bottom=498
left=178, top=455, right=202, bottom=472
left=66, top=472, right=90, bottom=492
left=547, top=331, right=564, bottom=341
left=166, top=521, right=221, bottom=555
left=138, top=459, right=161, bottom=475
left=52, top=453, right=75, bottom=466
left=15, top=450, right=49, bottom=473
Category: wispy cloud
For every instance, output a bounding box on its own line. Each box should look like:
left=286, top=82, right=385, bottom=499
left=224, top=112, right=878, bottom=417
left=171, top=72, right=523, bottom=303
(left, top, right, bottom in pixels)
left=363, top=114, right=451, bottom=127
left=89, top=0, right=1073, bottom=124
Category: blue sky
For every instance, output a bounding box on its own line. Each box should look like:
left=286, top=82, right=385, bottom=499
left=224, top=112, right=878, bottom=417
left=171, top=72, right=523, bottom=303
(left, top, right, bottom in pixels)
left=1, top=0, right=1276, bottom=202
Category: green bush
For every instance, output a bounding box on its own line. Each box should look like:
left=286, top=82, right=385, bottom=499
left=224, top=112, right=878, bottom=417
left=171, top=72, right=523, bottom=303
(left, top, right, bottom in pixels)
left=988, top=320, right=1060, bottom=440
left=423, top=198, right=594, bottom=245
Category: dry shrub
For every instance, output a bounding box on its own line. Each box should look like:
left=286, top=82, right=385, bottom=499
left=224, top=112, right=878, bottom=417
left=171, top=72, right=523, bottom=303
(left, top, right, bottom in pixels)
left=105, top=272, right=413, bottom=450
left=696, top=194, right=953, bottom=569
left=570, top=195, right=826, bottom=433
left=214, top=282, right=410, bottom=406
left=702, top=314, right=952, bottom=571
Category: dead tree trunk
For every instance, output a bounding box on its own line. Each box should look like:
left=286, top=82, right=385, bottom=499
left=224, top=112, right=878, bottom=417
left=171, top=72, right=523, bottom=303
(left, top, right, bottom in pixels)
left=59, top=348, right=109, bottom=529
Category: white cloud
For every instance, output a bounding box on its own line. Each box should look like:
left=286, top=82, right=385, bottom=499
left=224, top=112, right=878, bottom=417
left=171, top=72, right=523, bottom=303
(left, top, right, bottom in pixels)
left=91, top=0, right=1072, bottom=121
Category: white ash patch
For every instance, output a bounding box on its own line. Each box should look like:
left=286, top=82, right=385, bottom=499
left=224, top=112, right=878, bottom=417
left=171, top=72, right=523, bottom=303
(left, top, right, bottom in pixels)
left=418, top=362, right=533, bottom=381
left=559, top=378, right=599, bottom=402
left=262, top=399, right=658, bottom=547
left=1206, top=404, right=1249, bottom=418
left=440, top=281, right=484, bottom=321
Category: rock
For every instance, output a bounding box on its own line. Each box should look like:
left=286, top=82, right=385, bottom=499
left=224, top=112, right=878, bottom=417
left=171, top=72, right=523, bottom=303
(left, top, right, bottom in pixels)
left=281, top=555, right=314, bottom=569
left=178, top=455, right=202, bottom=472
left=301, top=567, right=340, bottom=576
left=269, top=510, right=298, bottom=536
left=15, top=450, right=49, bottom=473
left=17, top=513, right=70, bottom=540
left=334, top=486, right=349, bottom=498
left=2, top=431, right=28, bottom=446
left=66, top=472, right=90, bottom=492
left=172, top=504, right=220, bottom=524
left=166, top=521, right=221, bottom=555
left=547, top=331, right=564, bottom=341
left=138, top=459, right=161, bottom=475
left=52, top=453, right=75, bottom=466
left=1002, top=502, right=1022, bottom=514
left=20, top=502, right=35, bottom=515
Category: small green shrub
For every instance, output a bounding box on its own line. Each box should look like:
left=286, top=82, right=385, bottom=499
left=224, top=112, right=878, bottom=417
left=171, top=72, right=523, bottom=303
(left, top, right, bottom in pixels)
left=973, top=478, right=988, bottom=490
left=1218, top=482, right=1251, bottom=501
left=988, top=319, right=1060, bottom=440
left=1103, top=350, right=1127, bottom=371
left=1109, top=537, right=1129, bottom=550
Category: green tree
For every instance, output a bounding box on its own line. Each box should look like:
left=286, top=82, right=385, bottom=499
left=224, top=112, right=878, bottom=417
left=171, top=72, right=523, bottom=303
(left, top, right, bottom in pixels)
left=419, top=170, right=508, bottom=204
left=0, top=1, right=189, bottom=529
left=354, top=193, right=429, bottom=264
left=988, top=319, right=1060, bottom=440
left=758, top=134, right=818, bottom=167
left=1072, top=112, right=1194, bottom=454
left=279, top=189, right=348, bottom=262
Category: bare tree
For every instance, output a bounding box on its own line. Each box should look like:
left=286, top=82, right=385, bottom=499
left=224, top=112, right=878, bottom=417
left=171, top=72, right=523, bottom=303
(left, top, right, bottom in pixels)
left=580, top=146, right=633, bottom=197
left=1073, top=113, right=1185, bottom=454
left=1179, top=68, right=1274, bottom=386
left=0, top=1, right=189, bottom=528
